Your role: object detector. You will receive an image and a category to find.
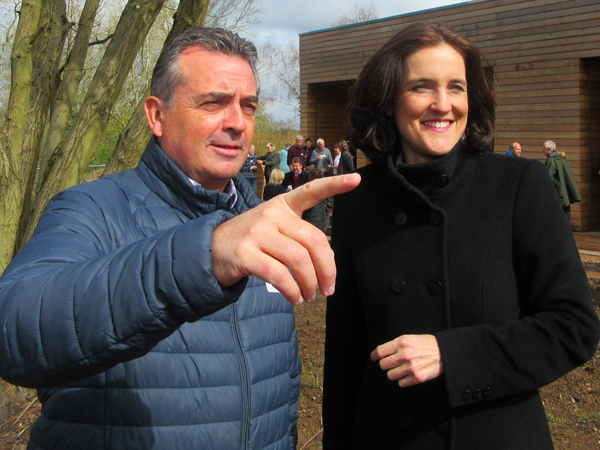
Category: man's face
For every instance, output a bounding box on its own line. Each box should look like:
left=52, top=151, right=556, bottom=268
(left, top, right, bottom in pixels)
left=291, top=162, right=302, bottom=174
left=295, top=137, right=304, bottom=146
left=512, top=144, right=522, bottom=156
left=543, top=146, right=552, bottom=156
left=317, top=141, right=325, bottom=150
left=146, top=46, right=257, bottom=191
left=305, top=140, right=312, bottom=148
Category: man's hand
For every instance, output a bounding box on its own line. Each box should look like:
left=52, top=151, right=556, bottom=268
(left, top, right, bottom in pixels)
left=212, top=173, right=361, bottom=305
left=370, top=335, right=443, bottom=387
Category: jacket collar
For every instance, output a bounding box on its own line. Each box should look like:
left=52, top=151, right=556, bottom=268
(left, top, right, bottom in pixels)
left=135, top=137, right=259, bottom=219
left=385, top=142, right=469, bottom=201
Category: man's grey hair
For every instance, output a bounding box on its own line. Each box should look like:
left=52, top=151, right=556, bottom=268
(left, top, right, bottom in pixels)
left=296, top=135, right=304, bottom=140
left=151, top=27, right=259, bottom=106
left=544, top=140, right=557, bottom=152
left=316, top=138, right=324, bottom=145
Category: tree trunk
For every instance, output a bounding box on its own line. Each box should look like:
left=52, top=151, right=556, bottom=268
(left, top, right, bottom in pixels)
left=38, top=0, right=100, bottom=179
left=25, top=0, right=167, bottom=242
left=15, top=0, right=69, bottom=251
left=0, top=0, right=43, bottom=271
left=103, top=0, right=210, bottom=177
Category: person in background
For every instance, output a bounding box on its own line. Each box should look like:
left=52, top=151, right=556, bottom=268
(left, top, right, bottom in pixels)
left=311, top=138, right=333, bottom=176
left=240, top=144, right=258, bottom=194
left=278, top=142, right=291, bottom=174
left=323, top=23, right=599, bottom=450
left=301, top=169, right=328, bottom=232
left=338, top=140, right=355, bottom=174
left=283, top=157, right=310, bottom=191
left=262, top=168, right=287, bottom=200
left=506, top=141, right=522, bottom=156
left=328, top=143, right=342, bottom=175
left=304, top=137, right=316, bottom=169
left=287, top=135, right=306, bottom=168
left=257, top=142, right=279, bottom=186
left=543, top=140, right=581, bottom=220
left=0, top=26, right=361, bottom=450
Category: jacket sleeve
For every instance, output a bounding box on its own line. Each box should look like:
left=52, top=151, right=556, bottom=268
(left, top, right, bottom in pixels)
left=436, top=161, right=600, bottom=409
left=0, top=187, right=245, bottom=388
left=322, top=192, right=368, bottom=449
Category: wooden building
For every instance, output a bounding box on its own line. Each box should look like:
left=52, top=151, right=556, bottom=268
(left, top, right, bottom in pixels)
left=299, top=0, right=600, bottom=231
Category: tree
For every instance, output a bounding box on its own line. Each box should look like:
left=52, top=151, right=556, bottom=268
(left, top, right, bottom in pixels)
left=0, top=0, right=211, bottom=272
left=330, top=2, right=378, bottom=27
left=259, top=2, right=378, bottom=123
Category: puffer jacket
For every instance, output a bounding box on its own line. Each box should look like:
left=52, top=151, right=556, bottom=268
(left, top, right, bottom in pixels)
left=0, top=137, right=301, bottom=450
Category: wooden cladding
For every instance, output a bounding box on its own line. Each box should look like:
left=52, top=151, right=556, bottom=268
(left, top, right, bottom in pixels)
left=299, top=0, right=600, bottom=231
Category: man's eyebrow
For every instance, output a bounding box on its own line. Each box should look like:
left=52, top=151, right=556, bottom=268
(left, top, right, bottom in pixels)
left=191, top=92, right=259, bottom=104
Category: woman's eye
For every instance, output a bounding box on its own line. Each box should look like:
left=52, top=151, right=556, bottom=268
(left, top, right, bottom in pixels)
left=450, top=85, right=466, bottom=93
left=411, top=84, right=430, bottom=92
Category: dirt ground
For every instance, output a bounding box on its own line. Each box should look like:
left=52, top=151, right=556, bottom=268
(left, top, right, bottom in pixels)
left=2, top=255, right=600, bottom=450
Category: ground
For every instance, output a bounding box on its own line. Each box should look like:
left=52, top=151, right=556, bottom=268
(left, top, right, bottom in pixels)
left=2, top=257, right=600, bottom=450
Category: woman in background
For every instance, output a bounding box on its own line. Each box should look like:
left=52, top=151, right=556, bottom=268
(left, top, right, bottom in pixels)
left=323, top=23, right=599, bottom=450
left=262, top=168, right=286, bottom=200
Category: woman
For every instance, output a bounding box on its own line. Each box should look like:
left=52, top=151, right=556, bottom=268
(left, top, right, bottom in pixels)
left=323, top=23, right=600, bottom=450
left=328, top=143, right=341, bottom=175
left=262, top=168, right=286, bottom=200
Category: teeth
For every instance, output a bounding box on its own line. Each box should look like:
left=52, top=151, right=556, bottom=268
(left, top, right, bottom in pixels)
left=423, top=121, right=451, bottom=128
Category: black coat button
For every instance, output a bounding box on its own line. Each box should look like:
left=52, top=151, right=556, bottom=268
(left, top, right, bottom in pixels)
left=437, top=175, right=450, bottom=187
left=482, top=387, right=492, bottom=399
left=427, top=279, right=442, bottom=295
left=429, top=210, right=442, bottom=224
left=390, top=279, right=406, bottom=294
left=434, top=419, right=448, bottom=435
left=472, top=388, right=482, bottom=400
left=398, top=416, right=413, bottom=431
left=394, top=212, right=407, bottom=226
left=461, top=390, right=471, bottom=401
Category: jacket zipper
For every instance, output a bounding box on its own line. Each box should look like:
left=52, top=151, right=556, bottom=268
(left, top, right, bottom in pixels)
left=230, top=302, right=250, bottom=449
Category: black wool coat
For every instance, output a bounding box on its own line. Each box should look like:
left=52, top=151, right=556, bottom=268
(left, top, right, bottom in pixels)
left=323, top=145, right=600, bottom=450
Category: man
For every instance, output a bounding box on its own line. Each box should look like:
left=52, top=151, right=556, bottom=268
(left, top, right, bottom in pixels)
left=240, top=144, right=258, bottom=193
left=506, top=142, right=522, bottom=156
left=543, top=140, right=581, bottom=220
left=310, top=138, right=333, bottom=175
left=257, top=142, right=279, bottom=184
left=304, top=138, right=316, bottom=169
left=279, top=142, right=291, bottom=174
left=0, top=27, right=360, bottom=450
left=283, top=157, right=310, bottom=191
left=287, top=135, right=306, bottom=168
left=310, top=139, right=333, bottom=176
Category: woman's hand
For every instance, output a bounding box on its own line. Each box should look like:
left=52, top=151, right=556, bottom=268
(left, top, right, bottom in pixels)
left=370, top=334, right=444, bottom=387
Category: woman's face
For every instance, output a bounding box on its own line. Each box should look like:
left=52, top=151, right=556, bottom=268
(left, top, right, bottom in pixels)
left=393, top=44, right=468, bottom=164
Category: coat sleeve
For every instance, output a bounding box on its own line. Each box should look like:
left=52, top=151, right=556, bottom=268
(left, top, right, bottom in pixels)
left=0, top=187, right=245, bottom=388
left=436, top=161, right=600, bottom=409
left=322, top=192, right=368, bottom=449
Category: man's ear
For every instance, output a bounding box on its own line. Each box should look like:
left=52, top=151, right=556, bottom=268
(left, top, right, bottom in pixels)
left=145, top=96, right=165, bottom=137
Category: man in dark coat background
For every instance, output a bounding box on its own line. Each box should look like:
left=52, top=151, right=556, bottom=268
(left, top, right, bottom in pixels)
left=543, top=139, right=581, bottom=220
left=283, top=157, right=310, bottom=191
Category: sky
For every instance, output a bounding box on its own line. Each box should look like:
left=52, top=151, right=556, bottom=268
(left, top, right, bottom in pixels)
left=239, top=0, right=469, bottom=123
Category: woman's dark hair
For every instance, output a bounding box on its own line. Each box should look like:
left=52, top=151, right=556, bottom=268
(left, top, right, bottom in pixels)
left=347, top=22, right=495, bottom=160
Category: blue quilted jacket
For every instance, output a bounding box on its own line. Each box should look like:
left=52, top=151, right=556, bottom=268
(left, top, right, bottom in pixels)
left=0, top=138, right=301, bottom=450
